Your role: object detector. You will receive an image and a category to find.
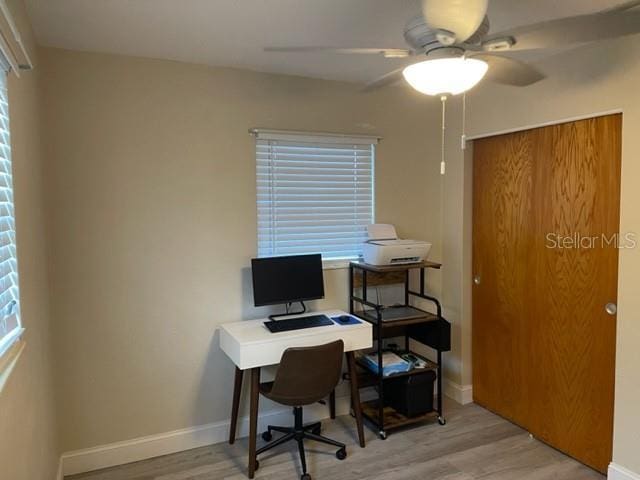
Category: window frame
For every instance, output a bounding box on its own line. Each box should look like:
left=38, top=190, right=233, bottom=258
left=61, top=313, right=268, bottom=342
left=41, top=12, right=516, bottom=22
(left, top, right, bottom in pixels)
left=252, top=129, right=379, bottom=268
left=0, top=69, right=23, bottom=364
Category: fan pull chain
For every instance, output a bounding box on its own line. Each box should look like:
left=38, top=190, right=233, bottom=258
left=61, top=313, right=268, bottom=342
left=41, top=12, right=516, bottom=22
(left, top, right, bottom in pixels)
left=461, top=92, right=467, bottom=150
left=440, top=95, right=447, bottom=175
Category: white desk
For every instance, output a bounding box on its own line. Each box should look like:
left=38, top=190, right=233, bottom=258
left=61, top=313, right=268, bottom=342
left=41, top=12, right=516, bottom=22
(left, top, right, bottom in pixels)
left=220, top=309, right=372, bottom=369
left=219, top=310, right=372, bottom=479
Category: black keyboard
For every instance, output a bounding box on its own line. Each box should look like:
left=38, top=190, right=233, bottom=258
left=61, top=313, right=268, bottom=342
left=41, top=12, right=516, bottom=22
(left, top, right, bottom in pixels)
left=264, top=314, right=334, bottom=333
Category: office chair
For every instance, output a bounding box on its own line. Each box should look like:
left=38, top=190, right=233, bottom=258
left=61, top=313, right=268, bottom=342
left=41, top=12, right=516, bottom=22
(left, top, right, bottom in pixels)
left=256, top=340, right=347, bottom=480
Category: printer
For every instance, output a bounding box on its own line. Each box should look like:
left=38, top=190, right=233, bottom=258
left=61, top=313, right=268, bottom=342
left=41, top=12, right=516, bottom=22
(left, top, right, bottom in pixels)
left=362, top=224, right=432, bottom=266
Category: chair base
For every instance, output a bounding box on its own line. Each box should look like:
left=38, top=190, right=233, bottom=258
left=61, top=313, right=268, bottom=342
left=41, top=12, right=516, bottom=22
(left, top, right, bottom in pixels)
left=256, top=406, right=346, bottom=479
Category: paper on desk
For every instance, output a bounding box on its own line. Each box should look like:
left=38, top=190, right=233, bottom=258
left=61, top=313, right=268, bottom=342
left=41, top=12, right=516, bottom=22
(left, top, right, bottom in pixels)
left=366, top=224, right=398, bottom=241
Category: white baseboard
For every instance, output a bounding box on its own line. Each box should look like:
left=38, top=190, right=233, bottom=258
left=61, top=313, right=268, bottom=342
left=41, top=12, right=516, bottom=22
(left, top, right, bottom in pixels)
left=609, top=463, right=640, bottom=480
left=60, top=395, right=352, bottom=477
left=443, top=380, right=473, bottom=405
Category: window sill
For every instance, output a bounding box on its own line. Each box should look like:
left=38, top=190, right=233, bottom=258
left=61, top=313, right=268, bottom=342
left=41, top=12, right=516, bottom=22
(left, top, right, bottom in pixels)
left=0, top=333, right=26, bottom=394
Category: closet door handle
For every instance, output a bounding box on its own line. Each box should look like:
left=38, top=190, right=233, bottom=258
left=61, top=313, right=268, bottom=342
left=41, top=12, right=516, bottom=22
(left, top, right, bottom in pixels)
left=605, top=303, right=617, bottom=315
left=473, top=275, right=481, bottom=285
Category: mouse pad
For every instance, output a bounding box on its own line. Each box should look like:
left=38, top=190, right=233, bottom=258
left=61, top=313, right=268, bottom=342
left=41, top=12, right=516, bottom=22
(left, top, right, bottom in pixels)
left=331, top=315, right=362, bottom=325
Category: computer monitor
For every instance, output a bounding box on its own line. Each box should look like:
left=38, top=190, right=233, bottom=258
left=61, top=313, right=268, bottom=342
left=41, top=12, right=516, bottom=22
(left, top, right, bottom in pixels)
left=251, top=254, right=325, bottom=307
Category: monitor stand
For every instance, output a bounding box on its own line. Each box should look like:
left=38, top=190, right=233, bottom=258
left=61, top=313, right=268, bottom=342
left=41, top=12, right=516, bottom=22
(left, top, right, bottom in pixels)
left=268, top=301, right=307, bottom=322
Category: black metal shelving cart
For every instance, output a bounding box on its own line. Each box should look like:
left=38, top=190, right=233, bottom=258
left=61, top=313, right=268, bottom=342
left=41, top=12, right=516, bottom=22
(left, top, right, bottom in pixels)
left=348, top=260, right=451, bottom=440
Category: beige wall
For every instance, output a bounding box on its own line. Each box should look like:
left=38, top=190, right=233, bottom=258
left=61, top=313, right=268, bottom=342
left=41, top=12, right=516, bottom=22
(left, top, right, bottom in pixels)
left=445, top=36, right=640, bottom=473
left=0, top=1, right=59, bottom=479
left=38, top=47, right=451, bottom=451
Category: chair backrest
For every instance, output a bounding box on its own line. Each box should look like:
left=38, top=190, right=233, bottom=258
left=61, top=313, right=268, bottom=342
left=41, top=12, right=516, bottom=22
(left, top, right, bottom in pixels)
left=269, top=340, right=344, bottom=406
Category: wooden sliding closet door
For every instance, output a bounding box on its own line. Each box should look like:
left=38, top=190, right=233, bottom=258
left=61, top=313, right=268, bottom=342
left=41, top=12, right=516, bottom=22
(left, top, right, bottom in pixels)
left=472, top=114, right=621, bottom=474
left=472, top=130, right=537, bottom=424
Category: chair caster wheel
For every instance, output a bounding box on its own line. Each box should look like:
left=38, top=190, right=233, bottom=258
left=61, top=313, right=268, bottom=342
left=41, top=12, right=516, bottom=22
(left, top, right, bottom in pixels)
left=336, top=447, right=347, bottom=460
left=438, top=416, right=446, bottom=426
left=301, top=474, right=311, bottom=480
left=254, top=460, right=260, bottom=471
left=262, top=431, right=272, bottom=441
left=378, top=430, right=387, bottom=440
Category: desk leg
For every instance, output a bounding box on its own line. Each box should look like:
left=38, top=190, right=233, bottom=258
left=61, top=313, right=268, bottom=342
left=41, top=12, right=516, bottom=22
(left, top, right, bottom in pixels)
left=248, top=367, right=260, bottom=479
left=346, top=351, right=365, bottom=448
left=229, top=366, right=243, bottom=444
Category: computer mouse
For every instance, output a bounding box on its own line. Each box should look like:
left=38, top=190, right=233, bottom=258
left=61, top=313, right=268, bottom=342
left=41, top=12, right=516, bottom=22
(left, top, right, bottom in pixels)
left=337, top=315, right=352, bottom=324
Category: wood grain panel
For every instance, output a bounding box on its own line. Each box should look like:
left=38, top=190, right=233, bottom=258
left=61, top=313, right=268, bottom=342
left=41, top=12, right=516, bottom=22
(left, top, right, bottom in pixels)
left=472, top=130, right=536, bottom=425
left=472, top=114, right=620, bottom=474
left=529, top=115, right=620, bottom=473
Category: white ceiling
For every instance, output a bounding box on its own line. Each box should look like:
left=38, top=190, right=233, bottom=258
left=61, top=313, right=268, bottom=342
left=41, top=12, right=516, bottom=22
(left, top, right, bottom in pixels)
left=25, top=0, right=624, bottom=84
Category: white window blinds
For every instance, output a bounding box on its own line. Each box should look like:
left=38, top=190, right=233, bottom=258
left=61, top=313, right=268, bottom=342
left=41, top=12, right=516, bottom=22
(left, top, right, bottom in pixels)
left=255, top=130, right=377, bottom=260
left=0, top=72, right=20, bottom=358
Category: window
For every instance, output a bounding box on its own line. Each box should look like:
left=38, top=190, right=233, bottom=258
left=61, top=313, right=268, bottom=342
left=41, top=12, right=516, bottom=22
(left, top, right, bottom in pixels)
left=0, top=72, right=21, bottom=358
left=255, top=130, right=377, bottom=262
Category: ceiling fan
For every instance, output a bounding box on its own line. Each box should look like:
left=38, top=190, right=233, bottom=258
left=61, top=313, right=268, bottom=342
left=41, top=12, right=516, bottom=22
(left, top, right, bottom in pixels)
left=265, top=0, right=640, bottom=96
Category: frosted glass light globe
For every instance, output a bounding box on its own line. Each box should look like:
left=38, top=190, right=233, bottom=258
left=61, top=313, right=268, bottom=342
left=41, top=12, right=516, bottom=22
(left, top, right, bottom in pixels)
left=402, top=57, right=488, bottom=96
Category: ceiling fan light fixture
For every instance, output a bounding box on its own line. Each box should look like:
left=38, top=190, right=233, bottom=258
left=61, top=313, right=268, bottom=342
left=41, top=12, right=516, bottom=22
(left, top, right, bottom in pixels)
left=402, top=57, right=488, bottom=95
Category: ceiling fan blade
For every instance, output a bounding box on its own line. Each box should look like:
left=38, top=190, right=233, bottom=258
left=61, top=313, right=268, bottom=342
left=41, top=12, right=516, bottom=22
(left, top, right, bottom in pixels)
left=473, top=54, right=546, bottom=86
left=362, top=68, right=406, bottom=92
left=602, top=0, right=640, bottom=13
left=264, top=47, right=413, bottom=58
left=485, top=5, right=640, bottom=52
left=421, top=0, right=488, bottom=43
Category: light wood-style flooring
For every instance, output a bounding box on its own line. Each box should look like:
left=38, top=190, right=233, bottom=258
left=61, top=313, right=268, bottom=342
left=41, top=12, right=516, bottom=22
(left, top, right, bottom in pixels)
left=68, top=400, right=605, bottom=480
